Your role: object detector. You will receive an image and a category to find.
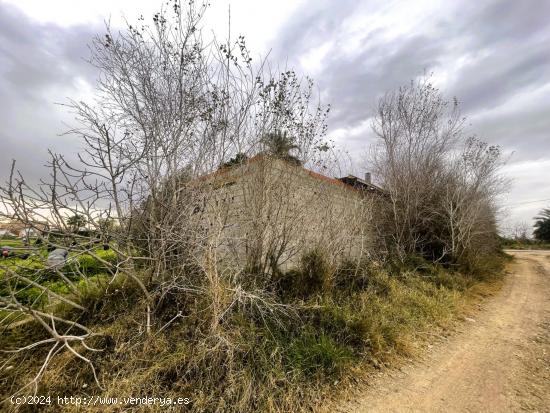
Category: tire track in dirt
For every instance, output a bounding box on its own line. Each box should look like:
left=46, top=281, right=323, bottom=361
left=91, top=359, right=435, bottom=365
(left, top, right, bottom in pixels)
left=339, top=250, right=550, bottom=413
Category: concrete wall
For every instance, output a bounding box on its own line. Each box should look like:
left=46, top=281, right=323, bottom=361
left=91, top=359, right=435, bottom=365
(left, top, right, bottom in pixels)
left=197, top=156, right=373, bottom=273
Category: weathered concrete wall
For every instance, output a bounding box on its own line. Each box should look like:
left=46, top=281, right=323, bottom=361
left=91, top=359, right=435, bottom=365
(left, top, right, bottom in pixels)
left=197, top=156, right=373, bottom=273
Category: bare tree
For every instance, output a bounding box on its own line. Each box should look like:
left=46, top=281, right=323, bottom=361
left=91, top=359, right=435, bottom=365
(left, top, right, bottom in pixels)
left=438, top=138, right=506, bottom=266
left=0, top=0, right=334, bottom=397
left=369, top=77, right=506, bottom=267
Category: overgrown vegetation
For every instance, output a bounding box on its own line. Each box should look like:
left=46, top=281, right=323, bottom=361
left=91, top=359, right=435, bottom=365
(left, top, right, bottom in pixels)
left=369, top=78, right=507, bottom=274
left=1, top=251, right=505, bottom=412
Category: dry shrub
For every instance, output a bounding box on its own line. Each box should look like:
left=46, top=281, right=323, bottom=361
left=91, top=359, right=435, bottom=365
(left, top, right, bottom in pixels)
left=2, top=249, right=504, bottom=412
left=271, top=249, right=335, bottom=299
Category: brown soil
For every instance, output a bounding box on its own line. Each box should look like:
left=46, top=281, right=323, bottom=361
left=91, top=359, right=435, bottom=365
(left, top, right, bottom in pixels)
left=338, top=250, right=550, bottom=413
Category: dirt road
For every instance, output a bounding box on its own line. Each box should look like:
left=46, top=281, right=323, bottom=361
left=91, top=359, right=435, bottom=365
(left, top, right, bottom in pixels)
left=340, top=250, right=550, bottom=413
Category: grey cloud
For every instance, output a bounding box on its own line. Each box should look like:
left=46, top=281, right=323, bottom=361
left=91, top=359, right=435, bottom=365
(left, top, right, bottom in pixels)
left=320, top=33, right=446, bottom=128
left=446, top=28, right=550, bottom=114
left=0, top=4, right=98, bottom=97
left=271, top=0, right=362, bottom=61
left=268, top=1, right=448, bottom=128
left=469, top=102, right=550, bottom=162
left=459, top=0, right=550, bottom=46
left=268, top=0, right=550, bottom=161
left=0, top=2, right=101, bottom=183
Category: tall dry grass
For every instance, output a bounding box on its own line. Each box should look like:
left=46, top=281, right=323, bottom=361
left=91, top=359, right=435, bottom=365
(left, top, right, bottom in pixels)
left=0, top=252, right=506, bottom=412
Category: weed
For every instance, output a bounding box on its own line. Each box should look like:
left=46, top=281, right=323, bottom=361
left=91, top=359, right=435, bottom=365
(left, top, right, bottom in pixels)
left=0, top=250, right=507, bottom=413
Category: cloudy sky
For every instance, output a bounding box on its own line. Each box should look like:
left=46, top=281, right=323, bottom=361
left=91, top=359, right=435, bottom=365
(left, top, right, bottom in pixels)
left=1, top=0, right=549, bottom=233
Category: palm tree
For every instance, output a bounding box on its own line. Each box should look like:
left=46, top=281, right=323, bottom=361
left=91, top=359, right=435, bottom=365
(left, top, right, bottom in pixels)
left=261, top=130, right=302, bottom=165
left=66, top=214, right=87, bottom=232
left=533, top=207, right=550, bottom=241
left=220, top=152, right=248, bottom=169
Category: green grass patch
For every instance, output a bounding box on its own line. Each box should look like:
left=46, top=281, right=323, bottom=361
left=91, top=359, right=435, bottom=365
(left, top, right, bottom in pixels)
left=0, top=239, right=24, bottom=248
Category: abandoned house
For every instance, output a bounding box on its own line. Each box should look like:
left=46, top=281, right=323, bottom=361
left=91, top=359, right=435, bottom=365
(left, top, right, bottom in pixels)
left=194, top=154, right=382, bottom=273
